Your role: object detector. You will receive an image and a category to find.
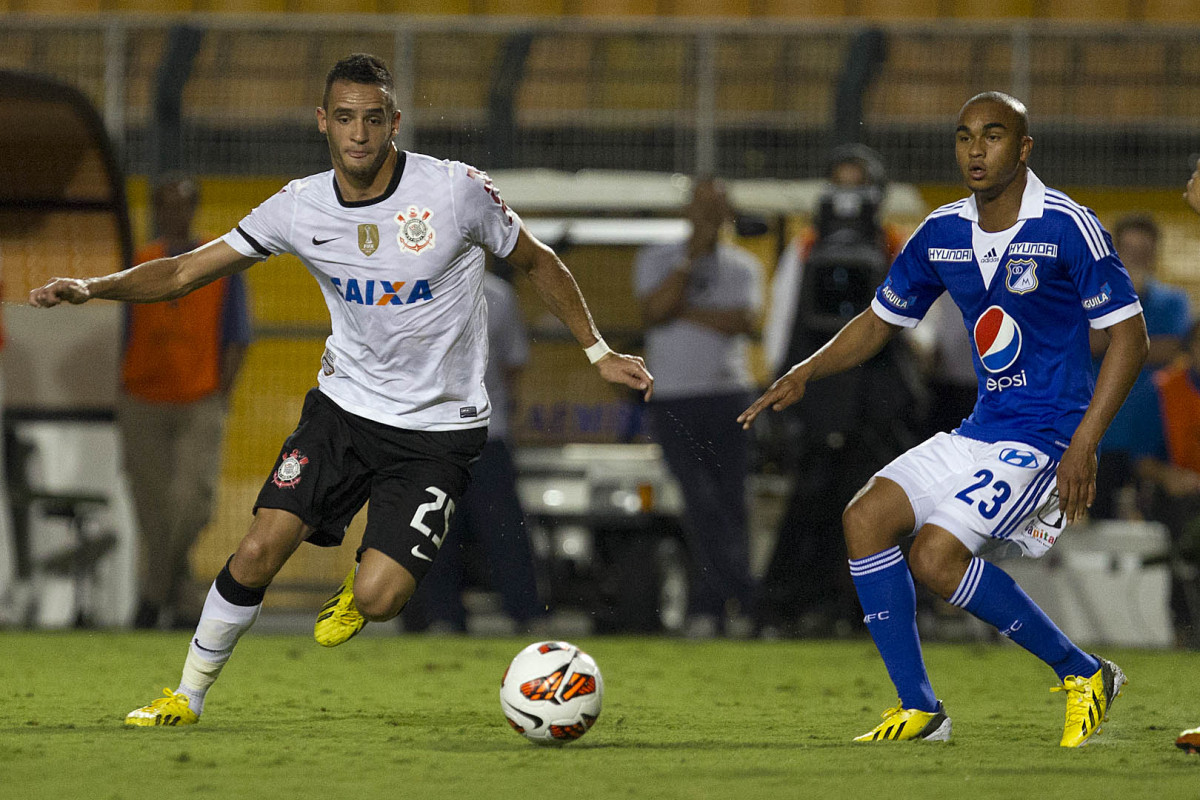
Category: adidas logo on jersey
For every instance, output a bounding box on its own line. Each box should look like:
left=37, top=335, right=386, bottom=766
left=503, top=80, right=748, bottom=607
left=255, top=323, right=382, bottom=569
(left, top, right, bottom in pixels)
left=330, top=277, right=434, bottom=306
left=982, top=247, right=999, bottom=265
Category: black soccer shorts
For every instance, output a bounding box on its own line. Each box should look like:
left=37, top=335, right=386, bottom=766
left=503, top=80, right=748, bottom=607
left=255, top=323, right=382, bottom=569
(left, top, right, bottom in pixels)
left=254, top=388, right=487, bottom=580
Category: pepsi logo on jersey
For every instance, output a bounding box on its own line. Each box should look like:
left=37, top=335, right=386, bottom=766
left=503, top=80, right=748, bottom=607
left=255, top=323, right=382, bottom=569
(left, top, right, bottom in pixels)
left=329, top=277, right=434, bottom=306
left=974, top=305, right=1022, bottom=374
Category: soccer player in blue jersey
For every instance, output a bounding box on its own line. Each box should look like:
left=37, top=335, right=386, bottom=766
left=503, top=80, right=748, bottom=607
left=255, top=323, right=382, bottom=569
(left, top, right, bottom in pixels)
left=739, top=92, right=1148, bottom=747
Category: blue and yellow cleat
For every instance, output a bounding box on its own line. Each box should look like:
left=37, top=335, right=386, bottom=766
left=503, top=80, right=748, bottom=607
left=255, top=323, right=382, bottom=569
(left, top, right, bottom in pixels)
left=1053, top=655, right=1126, bottom=747
left=314, top=566, right=366, bottom=647
left=124, top=688, right=199, bottom=727
left=853, top=701, right=952, bottom=742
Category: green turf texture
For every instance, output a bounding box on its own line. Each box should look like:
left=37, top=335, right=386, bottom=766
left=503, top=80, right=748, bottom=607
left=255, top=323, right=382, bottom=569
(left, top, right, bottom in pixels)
left=2, top=631, right=1197, bottom=799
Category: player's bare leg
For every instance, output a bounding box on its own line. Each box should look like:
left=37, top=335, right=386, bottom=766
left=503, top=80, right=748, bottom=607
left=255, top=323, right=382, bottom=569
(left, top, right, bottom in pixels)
left=315, top=547, right=417, bottom=646
left=126, top=509, right=309, bottom=726
left=907, top=525, right=972, bottom=600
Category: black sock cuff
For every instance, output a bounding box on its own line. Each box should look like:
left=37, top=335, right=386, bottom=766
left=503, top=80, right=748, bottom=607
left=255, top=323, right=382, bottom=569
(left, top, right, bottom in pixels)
left=216, top=555, right=268, bottom=607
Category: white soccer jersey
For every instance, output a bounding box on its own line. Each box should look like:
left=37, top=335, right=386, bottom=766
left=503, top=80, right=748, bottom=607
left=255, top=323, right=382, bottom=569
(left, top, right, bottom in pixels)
left=222, top=151, right=522, bottom=430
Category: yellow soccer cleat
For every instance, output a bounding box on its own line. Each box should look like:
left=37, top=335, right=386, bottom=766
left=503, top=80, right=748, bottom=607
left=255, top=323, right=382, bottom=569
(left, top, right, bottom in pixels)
left=1053, top=655, right=1126, bottom=747
left=853, top=701, right=952, bottom=742
left=1176, top=726, right=1200, bottom=754
left=124, top=688, right=199, bottom=727
left=314, top=566, right=366, bottom=647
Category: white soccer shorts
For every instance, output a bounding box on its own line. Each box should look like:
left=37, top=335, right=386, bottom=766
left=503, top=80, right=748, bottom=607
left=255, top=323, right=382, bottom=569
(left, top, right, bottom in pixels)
left=876, top=432, right=1065, bottom=559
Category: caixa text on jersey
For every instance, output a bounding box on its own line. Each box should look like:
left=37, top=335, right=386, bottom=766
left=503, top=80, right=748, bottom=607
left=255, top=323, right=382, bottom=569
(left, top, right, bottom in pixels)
left=328, top=278, right=434, bottom=306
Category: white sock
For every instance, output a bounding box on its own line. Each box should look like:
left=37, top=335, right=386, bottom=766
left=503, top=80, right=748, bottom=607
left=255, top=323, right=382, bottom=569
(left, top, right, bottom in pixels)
left=176, top=580, right=262, bottom=716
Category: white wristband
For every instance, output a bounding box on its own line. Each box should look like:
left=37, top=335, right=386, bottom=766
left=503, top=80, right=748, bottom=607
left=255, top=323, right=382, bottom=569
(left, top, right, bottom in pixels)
left=584, top=337, right=614, bottom=365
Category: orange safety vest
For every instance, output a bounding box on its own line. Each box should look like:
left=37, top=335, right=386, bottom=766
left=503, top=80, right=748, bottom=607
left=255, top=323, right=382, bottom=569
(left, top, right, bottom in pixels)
left=121, top=239, right=228, bottom=404
left=1153, top=364, right=1200, bottom=473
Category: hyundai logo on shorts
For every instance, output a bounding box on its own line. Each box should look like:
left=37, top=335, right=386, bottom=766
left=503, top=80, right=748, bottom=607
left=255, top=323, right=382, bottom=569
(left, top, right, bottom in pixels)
left=974, top=305, right=1022, bottom=373
left=999, top=448, right=1039, bottom=469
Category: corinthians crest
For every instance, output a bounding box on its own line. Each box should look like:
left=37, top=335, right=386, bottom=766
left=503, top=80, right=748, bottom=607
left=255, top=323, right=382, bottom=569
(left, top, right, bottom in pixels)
left=397, top=206, right=435, bottom=254
left=272, top=448, right=308, bottom=489
left=1004, top=258, right=1039, bottom=295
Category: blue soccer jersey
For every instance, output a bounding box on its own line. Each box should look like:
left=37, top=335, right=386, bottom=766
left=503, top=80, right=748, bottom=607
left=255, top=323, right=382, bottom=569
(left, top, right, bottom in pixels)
left=871, top=171, right=1142, bottom=458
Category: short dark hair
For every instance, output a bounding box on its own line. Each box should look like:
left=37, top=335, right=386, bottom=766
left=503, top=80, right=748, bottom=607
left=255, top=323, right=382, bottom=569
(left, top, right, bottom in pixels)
left=323, top=53, right=395, bottom=113
left=1113, top=213, right=1159, bottom=246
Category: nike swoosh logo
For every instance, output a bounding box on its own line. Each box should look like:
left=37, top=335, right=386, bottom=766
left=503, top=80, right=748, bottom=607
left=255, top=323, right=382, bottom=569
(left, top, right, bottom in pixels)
left=312, top=236, right=339, bottom=245
left=411, top=545, right=433, bottom=562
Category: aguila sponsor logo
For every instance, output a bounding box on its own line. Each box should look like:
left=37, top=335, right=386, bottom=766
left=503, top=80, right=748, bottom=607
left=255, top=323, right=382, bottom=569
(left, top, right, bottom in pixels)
left=1083, top=282, right=1112, bottom=311
left=881, top=278, right=915, bottom=310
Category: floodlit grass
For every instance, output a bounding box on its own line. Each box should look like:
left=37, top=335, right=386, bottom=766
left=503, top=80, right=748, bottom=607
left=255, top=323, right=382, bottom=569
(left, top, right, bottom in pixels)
left=2, top=632, right=1197, bottom=799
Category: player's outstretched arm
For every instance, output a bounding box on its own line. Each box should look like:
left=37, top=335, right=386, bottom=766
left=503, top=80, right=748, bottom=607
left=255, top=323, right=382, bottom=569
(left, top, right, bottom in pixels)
left=504, top=225, right=654, bottom=401
left=29, top=240, right=259, bottom=308
left=1058, top=312, right=1149, bottom=523
left=738, top=308, right=898, bottom=429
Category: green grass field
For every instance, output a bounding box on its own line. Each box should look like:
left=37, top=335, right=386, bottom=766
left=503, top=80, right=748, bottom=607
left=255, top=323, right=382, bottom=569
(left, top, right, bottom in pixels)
left=2, top=631, right=1197, bottom=799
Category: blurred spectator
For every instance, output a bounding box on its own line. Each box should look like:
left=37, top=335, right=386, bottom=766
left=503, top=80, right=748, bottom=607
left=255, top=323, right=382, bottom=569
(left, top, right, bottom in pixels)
left=400, top=265, right=545, bottom=634
left=1138, top=319, right=1200, bottom=645
left=1090, top=214, right=1190, bottom=519
left=634, top=177, right=762, bottom=637
left=119, top=176, right=250, bottom=629
left=755, top=145, right=924, bottom=637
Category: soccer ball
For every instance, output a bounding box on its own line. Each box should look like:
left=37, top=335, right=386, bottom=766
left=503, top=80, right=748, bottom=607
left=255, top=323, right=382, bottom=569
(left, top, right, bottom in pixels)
left=499, top=640, right=603, bottom=744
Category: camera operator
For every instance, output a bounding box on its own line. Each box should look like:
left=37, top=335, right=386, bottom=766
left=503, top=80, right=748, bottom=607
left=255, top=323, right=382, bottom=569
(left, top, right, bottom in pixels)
left=756, top=145, right=924, bottom=637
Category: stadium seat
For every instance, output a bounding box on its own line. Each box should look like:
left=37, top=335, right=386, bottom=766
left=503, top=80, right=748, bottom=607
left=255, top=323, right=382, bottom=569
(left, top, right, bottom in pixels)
left=102, top=0, right=192, bottom=12
left=292, top=0, right=380, bottom=12
left=759, top=0, right=846, bottom=17
left=1141, top=0, right=1200, bottom=23
left=194, top=0, right=287, bottom=11
left=716, top=37, right=783, bottom=114
left=950, top=0, right=1034, bottom=19
left=413, top=33, right=496, bottom=114
left=183, top=31, right=312, bottom=122
left=598, top=36, right=686, bottom=110
left=659, top=0, right=755, bottom=17
left=15, top=0, right=102, bottom=12
left=478, top=0, right=565, bottom=14
left=854, top=0, right=941, bottom=19
left=519, top=34, right=592, bottom=113
left=1083, top=40, right=1166, bottom=78
left=378, top=0, right=470, bottom=12
left=1038, top=0, right=1132, bottom=21
left=564, top=0, right=656, bottom=15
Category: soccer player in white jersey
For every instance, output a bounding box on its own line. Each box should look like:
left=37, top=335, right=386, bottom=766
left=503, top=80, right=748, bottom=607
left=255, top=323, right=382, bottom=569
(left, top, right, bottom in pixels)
left=29, top=54, right=653, bottom=727
left=739, top=92, right=1148, bottom=747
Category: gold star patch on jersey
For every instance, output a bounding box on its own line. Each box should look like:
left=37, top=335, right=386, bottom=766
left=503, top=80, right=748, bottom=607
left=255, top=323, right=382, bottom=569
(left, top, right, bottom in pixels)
left=397, top=206, right=435, bottom=254
left=358, top=223, right=379, bottom=256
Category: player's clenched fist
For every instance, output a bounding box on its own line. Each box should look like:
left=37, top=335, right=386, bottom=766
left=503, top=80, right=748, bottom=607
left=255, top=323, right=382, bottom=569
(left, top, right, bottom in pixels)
left=29, top=278, right=92, bottom=307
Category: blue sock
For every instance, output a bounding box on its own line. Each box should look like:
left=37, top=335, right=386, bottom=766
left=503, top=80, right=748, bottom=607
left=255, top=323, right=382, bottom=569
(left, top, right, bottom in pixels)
left=849, top=547, right=938, bottom=712
left=949, top=557, right=1099, bottom=682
